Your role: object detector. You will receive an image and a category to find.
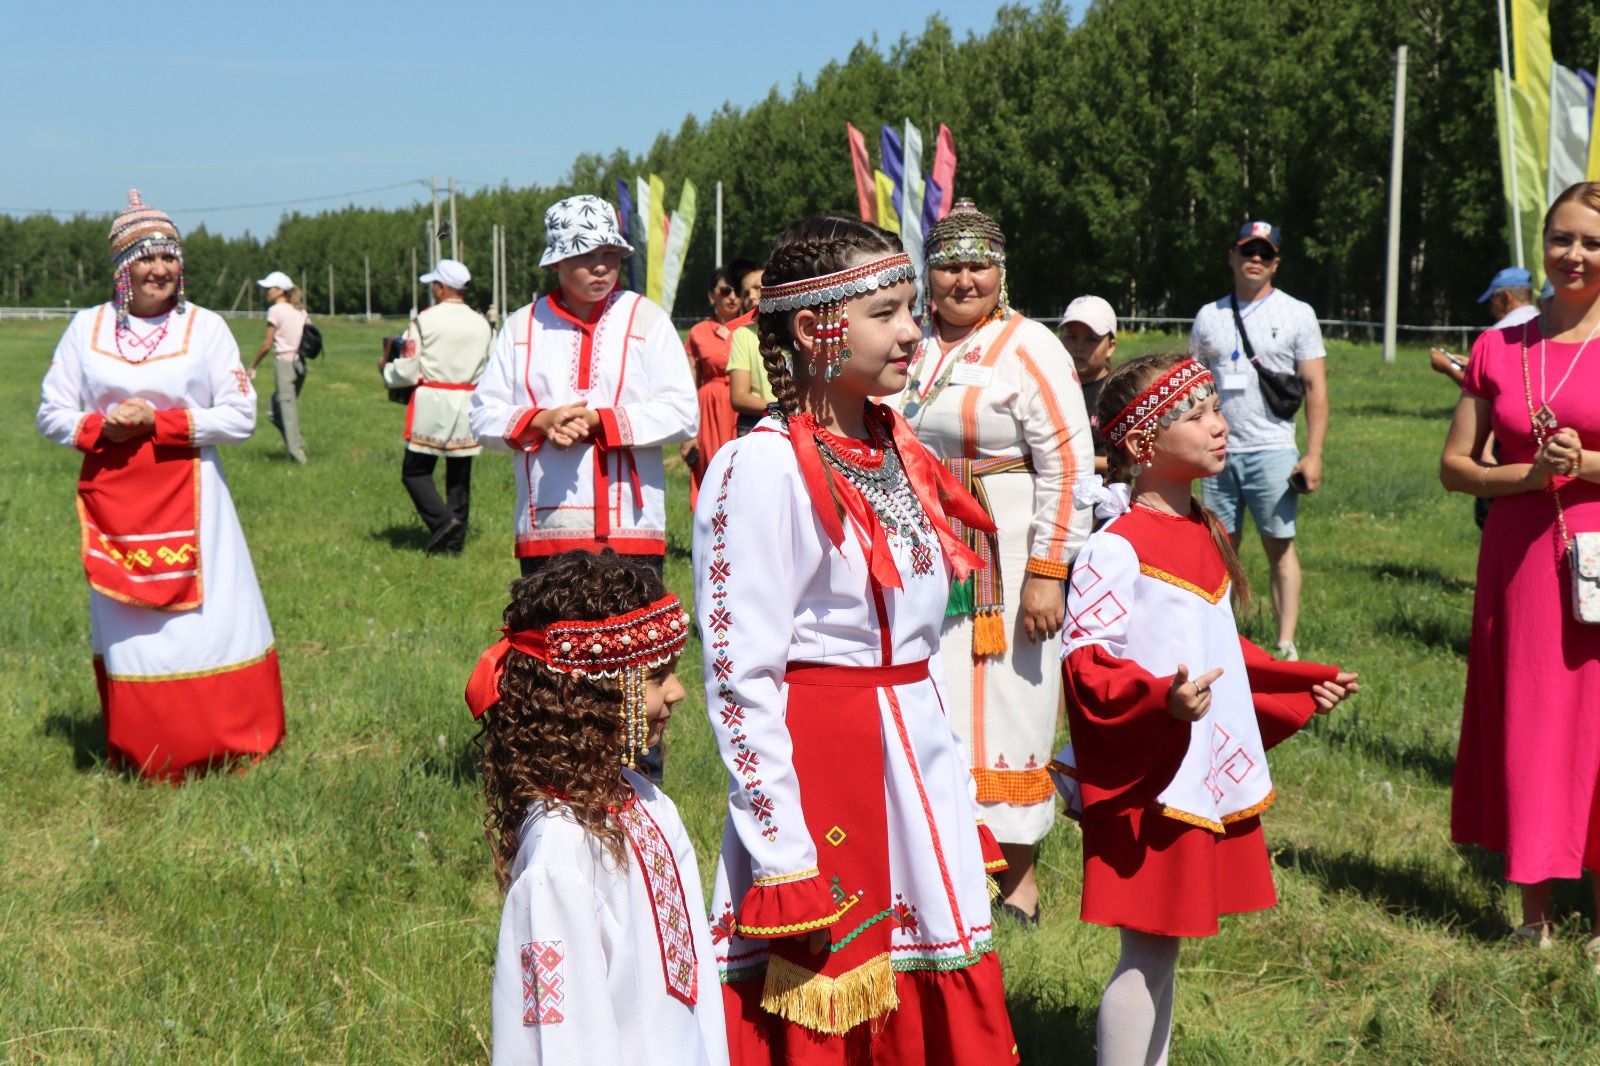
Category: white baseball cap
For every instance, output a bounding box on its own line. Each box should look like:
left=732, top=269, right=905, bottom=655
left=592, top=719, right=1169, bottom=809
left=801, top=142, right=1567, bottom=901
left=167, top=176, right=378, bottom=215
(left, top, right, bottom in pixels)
left=257, top=270, right=295, bottom=291
left=420, top=258, right=471, bottom=290
left=1061, top=295, right=1117, bottom=337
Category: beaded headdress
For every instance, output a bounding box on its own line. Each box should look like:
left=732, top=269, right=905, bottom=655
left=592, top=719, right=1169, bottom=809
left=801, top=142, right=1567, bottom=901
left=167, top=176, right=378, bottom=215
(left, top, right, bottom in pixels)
left=758, top=251, right=915, bottom=381
left=922, top=199, right=1009, bottom=317
left=464, top=593, right=691, bottom=769
left=108, top=189, right=185, bottom=327
left=1105, top=359, right=1216, bottom=450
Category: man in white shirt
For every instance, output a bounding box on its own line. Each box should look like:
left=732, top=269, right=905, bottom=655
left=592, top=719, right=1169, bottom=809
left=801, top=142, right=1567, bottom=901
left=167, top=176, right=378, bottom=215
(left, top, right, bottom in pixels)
left=1188, top=221, right=1328, bottom=661
left=381, top=259, right=492, bottom=553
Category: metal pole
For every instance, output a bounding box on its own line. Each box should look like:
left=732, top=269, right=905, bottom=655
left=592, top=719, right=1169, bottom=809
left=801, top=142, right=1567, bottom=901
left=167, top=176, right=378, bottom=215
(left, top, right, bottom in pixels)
left=423, top=222, right=435, bottom=306
left=1382, top=46, right=1407, bottom=366
left=715, top=180, right=724, bottom=267
left=1497, top=0, right=1523, bottom=266
left=431, top=176, right=442, bottom=266
left=501, top=222, right=509, bottom=314
left=364, top=255, right=372, bottom=320
left=411, top=246, right=418, bottom=315
left=328, top=263, right=335, bottom=317
left=449, top=178, right=459, bottom=260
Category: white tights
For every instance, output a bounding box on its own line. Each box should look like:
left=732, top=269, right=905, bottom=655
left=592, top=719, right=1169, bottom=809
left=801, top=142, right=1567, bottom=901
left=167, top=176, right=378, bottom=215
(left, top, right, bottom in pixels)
left=1097, top=929, right=1180, bottom=1066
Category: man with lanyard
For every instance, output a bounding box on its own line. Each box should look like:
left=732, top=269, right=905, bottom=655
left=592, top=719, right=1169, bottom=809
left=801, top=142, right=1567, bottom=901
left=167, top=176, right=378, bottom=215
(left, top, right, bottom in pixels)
left=382, top=258, right=492, bottom=553
left=1188, top=220, right=1328, bottom=661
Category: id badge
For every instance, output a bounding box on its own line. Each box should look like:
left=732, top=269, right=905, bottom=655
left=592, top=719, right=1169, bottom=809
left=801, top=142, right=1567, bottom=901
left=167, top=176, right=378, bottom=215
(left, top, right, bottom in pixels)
left=1220, top=372, right=1251, bottom=393
left=949, top=364, right=994, bottom=388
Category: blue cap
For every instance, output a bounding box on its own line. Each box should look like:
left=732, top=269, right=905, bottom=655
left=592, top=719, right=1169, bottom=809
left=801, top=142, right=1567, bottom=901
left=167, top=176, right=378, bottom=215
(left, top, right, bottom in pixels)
left=1476, top=266, right=1533, bottom=302
left=1235, top=220, right=1280, bottom=249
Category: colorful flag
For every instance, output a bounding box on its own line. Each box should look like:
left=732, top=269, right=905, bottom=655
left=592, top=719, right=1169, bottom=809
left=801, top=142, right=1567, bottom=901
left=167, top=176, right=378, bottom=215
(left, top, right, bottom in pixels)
left=1496, top=69, right=1547, bottom=285
left=634, top=176, right=652, bottom=285
left=1586, top=66, right=1600, bottom=180
left=661, top=180, right=697, bottom=317
left=874, top=171, right=901, bottom=234
left=1511, top=0, right=1552, bottom=195
left=902, top=121, right=927, bottom=289
left=847, top=123, right=877, bottom=224
left=647, top=174, right=667, bottom=305
left=922, top=175, right=943, bottom=234
left=931, top=125, right=958, bottom=220
left=615, top=179, right=637, bottom=292
left=880, top=126, right=905, bottom=221
left=1548, top=64, right=1590, bottom=203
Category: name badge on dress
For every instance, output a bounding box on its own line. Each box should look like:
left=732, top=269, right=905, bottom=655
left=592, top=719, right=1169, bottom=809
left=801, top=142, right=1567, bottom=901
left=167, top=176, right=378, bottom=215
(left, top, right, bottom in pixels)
left=1220, top=372, right=1251, bottom=393
left=949, top=364, right=994, bottom=388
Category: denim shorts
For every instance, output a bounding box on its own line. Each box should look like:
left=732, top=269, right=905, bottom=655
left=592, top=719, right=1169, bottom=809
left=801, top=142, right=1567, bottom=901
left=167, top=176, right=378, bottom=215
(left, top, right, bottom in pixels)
left=1200, top=447, right=1300, bottom=538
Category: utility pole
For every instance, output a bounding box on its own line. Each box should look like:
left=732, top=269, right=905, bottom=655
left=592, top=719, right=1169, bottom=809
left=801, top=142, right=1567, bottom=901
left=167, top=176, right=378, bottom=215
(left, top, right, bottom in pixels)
left=364, top=256, right=372, bottom=321
left=1382, top=45, right=1408, bottom=366
left=715, top=180, right=724, bottom=267
left=448, top=178, right=459, bottom=260
left=411, top=246, right=418, bottom=315
left=490, top=224, right=501, bottom=323
left=328, top=263, right=335, bottom=317
left=431, top=176, right=442, bottom=266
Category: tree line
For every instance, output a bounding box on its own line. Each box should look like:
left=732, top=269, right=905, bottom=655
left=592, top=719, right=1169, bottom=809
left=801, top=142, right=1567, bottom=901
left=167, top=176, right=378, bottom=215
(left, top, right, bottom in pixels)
left=4, top=0, right=1597, bottom=324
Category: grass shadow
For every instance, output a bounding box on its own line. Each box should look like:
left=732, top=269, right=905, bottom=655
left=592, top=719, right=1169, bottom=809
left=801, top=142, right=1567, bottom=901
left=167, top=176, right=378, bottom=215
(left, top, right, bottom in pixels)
left=1342, top=401, right=1458, bottom=420
left=1320, top=723, right=1458, bottom=787
left=1376, top=604, right=1471, bottom=657
left=1367, top=561, right=1476, bottom=596
left=40, top=708, right=107, bottom=771
left=370, top=522, right=430, bottom=552
left=1274, top=842, right=1508, bottom=942
left=412, top=734, right=480, bottom=786
left=1009, top=994, right=1098, bottom=1063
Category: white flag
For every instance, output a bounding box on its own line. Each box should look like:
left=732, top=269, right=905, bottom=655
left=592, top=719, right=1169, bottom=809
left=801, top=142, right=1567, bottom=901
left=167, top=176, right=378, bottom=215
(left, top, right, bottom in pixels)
left=660, top=180, right=698, bottom=317
left=902, top=120, right=927, bottom=299
left=1547, top=64, right=1590, bottom=204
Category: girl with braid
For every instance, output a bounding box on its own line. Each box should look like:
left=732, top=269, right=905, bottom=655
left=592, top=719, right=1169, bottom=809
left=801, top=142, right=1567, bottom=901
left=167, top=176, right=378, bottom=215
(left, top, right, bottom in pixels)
left=467, top=550, right=726, bottom=1065
left=1053, top=354, right=1359, bottom=1065
left=692, top=217, right=1018, bottom=1064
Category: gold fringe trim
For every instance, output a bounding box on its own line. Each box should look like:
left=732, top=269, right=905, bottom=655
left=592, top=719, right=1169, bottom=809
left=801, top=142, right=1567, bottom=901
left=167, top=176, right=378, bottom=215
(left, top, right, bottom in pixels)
left=972, top=610, right=1008, bottom=657
left=987, top=874, right=1002, bottom=901
left=760, top=952, right=898, bottom=1035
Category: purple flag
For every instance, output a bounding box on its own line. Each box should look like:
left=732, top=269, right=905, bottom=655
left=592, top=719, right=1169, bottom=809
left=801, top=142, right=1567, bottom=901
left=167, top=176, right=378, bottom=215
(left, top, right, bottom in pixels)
left=880, top=125, right=905, bottom=220
left=922, top=175, right=943, bottom=234
left=615, top=179, right=637, bottom=292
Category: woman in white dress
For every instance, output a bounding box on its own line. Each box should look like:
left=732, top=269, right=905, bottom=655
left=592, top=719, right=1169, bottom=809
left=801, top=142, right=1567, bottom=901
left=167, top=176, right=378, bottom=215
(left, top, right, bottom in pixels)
left=36, top=190, right=284, bottom=781
left=895, top=200, right=1093, bottom=922
left=467, top=549, right=726, bottom=1066
left=694, top=216, right=1017, bottom=1064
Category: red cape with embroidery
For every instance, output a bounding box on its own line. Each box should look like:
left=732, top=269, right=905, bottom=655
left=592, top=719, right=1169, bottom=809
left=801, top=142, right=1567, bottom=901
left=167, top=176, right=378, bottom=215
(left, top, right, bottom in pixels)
left=1062, top=506, right=1341, bottom=937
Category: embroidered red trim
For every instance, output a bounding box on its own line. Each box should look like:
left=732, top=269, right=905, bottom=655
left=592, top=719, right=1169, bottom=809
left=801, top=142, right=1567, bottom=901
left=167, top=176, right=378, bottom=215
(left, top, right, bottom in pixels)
left=1105, top=358, right=1214, bottom=447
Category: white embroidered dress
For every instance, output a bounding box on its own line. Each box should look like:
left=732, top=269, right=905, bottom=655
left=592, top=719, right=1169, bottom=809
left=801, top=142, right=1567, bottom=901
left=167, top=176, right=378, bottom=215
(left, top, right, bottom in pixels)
left=896, top=314, right=1093, bottom=843
left=469, top=290, right=697, bottom=560
left=36, top=303, right=282, bottom=777
left=492, top=769, right=727, bottom=1066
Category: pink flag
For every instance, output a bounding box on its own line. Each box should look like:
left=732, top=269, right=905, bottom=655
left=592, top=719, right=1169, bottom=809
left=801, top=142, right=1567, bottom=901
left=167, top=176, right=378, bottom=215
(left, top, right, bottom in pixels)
left=847, top=122, right=877, bottom=224
left=931, top=124, right=958, bottom=220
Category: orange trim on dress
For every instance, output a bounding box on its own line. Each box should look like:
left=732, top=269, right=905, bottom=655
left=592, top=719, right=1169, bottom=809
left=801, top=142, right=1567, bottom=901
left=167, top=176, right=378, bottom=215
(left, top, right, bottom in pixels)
left=956, top=315, right=1027, bottom=460
left=104, top=645, right=276, bottom=684
left=1025, top=557, right=1071, bottom=579
left=1014, top=345, right=1076, bottom=560
left=1157, top=788, right=1276, bottom=834
left=1139, top=564, right=1229, bottom=604
left=87, top=303, right=199, bottom=365
left=972, top=766, right=1058, bottom=806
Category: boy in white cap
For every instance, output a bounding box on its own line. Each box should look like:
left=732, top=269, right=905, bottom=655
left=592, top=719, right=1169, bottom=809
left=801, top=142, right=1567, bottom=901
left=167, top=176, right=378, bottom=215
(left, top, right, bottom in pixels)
left=382, top=258, right=492, bottom=553
left=1059, top=295, right=1118, bottom=473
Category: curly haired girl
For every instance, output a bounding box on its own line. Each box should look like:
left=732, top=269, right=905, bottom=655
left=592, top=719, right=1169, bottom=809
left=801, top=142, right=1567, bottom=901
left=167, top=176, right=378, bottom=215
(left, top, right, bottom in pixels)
left=466, top=548, right=728, bottom=1066
left=1054, top=354, right=1359, bottom=1065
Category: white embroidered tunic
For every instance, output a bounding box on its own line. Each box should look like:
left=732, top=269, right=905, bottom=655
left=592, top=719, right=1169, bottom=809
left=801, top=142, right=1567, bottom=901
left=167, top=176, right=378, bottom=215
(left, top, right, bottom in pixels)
left=492, top=769, right=727, bottom=1066
left=469, top=290, right=698, bottom=558
left=383, top=300, right=492, bottom=456
left=894, top=313, right=1094, bottom=843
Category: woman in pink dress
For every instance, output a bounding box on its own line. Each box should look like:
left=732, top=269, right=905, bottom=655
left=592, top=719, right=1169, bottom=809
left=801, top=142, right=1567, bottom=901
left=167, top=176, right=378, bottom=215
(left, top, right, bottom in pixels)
left=1443, top=181, right=1600, bottom=965
left=684, top=267, right=743, bottom=507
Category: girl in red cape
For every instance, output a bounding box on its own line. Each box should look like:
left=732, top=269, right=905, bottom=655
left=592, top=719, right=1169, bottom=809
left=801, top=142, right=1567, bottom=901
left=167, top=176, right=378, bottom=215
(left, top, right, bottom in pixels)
left=1054, top=353, right=1359, bottom=1065
left=692, top=216, right=1019, bottom=1065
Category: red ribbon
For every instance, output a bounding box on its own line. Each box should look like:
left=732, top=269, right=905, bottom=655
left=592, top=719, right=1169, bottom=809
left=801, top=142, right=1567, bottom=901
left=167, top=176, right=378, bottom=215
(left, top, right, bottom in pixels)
left=464, top=628, right=553, bottom=719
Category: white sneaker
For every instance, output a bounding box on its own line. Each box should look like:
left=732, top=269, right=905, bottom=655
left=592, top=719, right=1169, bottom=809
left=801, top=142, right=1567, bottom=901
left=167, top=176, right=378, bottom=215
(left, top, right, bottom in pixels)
left=1275, top=640, right=1299, bottom=662
left=1511, top=923, right=1553, bottom=949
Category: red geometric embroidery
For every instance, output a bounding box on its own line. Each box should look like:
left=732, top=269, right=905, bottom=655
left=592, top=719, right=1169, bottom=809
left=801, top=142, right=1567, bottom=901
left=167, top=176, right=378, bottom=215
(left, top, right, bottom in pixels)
left=1073, top=590, right=1127, bottom=631
left=231, top=368, right=251, bottom=395
left=719, top=701, right=745, bottom=728
left=618, top=800, right=698, bottom=1006
left=734, top=749, right=760, bottom=775
left=706, top=607, right=733, bottom=632
left=1070, top=563, right=1102, bottom=597
left=1221, top=748, right=1256, bottom=784
left=521, top=940, right=565, bottom=1025
left=890, top=893, right=921, bottom=936
left=711, top=906, right=738, bottom=944
left=910, top=542, right=934, bottom=577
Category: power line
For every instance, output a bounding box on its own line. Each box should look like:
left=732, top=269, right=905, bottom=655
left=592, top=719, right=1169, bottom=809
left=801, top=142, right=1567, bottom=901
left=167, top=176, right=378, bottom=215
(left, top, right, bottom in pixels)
left=0, top=179, right=434, bottom=219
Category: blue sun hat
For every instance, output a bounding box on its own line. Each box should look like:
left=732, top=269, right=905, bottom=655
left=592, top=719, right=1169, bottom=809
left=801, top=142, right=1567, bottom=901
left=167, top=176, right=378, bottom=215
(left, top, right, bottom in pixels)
left=1476, top=266, right=1533, bottom=303
left=539, top=195, right=633, bottom=267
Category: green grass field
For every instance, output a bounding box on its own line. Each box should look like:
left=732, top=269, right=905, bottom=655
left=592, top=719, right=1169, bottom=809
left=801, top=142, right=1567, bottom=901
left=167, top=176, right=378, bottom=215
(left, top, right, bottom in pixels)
left=1, top=316, right=1596, bottom=1064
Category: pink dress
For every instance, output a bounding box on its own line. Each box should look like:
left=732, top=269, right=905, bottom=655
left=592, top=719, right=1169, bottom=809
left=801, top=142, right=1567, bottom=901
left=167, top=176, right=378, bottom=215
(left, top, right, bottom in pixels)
left=1453, top=319, right=1600, bottom=883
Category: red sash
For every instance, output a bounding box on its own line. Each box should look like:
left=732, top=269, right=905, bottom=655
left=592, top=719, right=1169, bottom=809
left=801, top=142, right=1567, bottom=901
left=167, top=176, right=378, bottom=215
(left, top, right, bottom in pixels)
left=77, top=439, right=202, bottom=610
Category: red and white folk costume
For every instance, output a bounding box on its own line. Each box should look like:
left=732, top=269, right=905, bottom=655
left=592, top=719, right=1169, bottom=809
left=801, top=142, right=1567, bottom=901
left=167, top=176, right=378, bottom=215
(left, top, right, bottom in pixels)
left=1056, top=361, right=1338, bottom=936
left=469, top=289, right=698, bottom=561
left=466, top=595, right=728, bottom=1065
left=37, top=302, right=284, bottom=781
left=694, top=253, right=1018, bottom=1063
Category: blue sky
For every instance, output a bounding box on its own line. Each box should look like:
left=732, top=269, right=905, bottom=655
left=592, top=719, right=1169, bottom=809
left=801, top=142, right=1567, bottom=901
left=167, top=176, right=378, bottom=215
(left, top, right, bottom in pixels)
left=2, top=1, right=1010, bottom=239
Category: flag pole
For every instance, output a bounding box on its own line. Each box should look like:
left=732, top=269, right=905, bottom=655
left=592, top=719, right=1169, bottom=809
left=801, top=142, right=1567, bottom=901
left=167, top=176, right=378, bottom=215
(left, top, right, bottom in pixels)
left=1498, top=0, right=1523, bottom=266
left=1382, top=46, right=1407, bottom=366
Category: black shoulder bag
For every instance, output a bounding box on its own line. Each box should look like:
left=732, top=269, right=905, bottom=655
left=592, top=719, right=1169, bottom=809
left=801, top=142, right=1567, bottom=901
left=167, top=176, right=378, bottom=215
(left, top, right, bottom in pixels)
left=1230, top=293, right=1303, bottom=420
left=296, top=314, right=323, bottom=360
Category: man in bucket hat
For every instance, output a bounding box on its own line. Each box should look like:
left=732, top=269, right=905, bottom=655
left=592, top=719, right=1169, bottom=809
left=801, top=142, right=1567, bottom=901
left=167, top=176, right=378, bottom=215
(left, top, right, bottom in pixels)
left=1187, top=220, right=1329, bottom=662
left=469, top=194, right=697, bottom=780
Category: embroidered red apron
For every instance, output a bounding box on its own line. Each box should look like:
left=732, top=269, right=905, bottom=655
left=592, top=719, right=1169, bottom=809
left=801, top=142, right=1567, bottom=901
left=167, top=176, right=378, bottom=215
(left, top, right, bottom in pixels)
left=77, top=438, right=202, bottom=610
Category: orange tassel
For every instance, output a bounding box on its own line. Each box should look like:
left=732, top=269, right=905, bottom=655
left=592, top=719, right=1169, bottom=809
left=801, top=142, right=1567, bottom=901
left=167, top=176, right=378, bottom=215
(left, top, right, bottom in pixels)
left=972, top=610, right=1008, bottom=657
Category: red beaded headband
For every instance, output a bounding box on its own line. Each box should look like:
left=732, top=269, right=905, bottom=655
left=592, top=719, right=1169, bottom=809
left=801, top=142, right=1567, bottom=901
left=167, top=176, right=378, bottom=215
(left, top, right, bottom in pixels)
left=465, top=593, right=690, bottom=719
left=758, top=252, right=916, bottom=312
left=1105, top=359, right=1215, bottom=448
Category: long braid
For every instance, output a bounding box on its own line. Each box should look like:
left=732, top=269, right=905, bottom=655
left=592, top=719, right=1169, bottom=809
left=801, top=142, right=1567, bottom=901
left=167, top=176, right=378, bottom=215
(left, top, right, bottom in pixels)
left=1096, top=353, right=1251, bottom=611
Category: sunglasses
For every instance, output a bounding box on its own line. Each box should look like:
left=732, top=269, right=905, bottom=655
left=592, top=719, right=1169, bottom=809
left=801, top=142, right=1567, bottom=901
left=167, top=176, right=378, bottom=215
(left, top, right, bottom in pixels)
left=1236, top=243, right=1278, bottom=261
left=713, top=286, right=736, bottom=297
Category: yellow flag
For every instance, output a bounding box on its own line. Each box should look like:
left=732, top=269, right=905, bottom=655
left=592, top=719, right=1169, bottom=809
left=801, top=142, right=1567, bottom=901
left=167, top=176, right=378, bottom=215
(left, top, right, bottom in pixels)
left=1590, top=57, right=1600, bottom=179
left=1510, top=0, right=1551, bottom=197
left=646, top=174, right=666, bottom=305
left=874, top=170, right=901, bottom=234
left=1495, top=69, right=1547, bottom=288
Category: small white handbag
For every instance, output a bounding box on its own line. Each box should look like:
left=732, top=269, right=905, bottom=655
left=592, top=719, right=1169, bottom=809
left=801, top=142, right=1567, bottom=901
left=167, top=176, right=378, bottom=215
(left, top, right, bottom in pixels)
left=1570, top=534, right=1600, bottom=624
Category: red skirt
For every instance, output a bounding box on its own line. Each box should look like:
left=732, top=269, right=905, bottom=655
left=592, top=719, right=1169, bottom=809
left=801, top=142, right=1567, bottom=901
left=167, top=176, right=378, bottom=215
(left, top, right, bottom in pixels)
left=1081, top=805, right=1276, bottom=938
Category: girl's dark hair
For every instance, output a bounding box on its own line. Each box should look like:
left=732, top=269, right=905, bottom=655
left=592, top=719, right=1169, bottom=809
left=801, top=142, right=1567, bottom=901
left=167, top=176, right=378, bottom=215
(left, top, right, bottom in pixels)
left=706, top=265, right=737, bottom=293
left=726, top=256, right=762, bottom=289
left=475, top=549, right=668, bottom=888
left=756, top=216, right=902, bottom=415
left=1097, top=353, right=1250, bottom=610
